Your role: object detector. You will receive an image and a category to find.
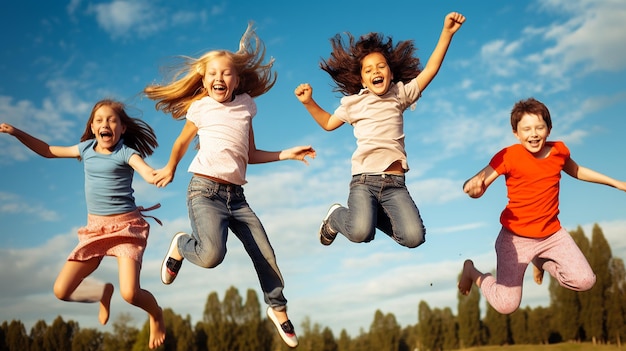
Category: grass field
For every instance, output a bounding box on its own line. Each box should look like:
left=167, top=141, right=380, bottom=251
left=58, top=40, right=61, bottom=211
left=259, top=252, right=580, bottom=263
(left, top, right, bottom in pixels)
left=462, top=342, right=622, bottom=351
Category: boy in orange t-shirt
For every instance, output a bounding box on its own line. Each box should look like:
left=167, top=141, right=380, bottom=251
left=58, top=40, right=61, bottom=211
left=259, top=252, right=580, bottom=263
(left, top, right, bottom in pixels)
left=458, top=97, right=626, bottom=314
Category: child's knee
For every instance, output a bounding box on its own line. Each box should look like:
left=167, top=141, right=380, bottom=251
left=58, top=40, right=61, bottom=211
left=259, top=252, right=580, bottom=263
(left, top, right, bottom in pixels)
left=119, top=285, right=138, bottom=304
left=53, top=282, right=70, bottom=301
left=396, top=228, right=425, bottom=248
left=573, top=272, right=596, bottom=291
left=197, top=251, right=225, bottom=269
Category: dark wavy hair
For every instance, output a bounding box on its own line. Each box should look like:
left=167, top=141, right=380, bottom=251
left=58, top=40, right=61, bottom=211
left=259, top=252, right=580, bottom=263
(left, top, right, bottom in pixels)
left=80, top=99, right=158, bottom=158
left=321, top=32, right=421, bottom=96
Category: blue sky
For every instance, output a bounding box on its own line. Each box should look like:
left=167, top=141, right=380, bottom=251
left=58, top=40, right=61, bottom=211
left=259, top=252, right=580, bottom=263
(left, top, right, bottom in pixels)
left=1, top=0, right=625, bottom=337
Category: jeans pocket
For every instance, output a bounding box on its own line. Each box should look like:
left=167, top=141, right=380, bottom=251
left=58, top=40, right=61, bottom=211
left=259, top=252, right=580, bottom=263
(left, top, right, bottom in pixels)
left=187, top=179, right=218, bottom=200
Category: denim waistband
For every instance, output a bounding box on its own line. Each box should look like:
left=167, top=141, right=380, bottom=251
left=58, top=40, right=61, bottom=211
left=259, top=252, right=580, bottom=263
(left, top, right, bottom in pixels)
left=353, top=173, right=405, bottom=181
left=191, top=174, right=243, bottom=192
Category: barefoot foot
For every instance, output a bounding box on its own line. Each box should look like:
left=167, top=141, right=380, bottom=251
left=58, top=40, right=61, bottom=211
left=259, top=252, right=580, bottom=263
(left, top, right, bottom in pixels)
left=148, top=307, right=166, bottom=349
left=99, top=283, right=114, bottom=325
left=533, top=263, right=544, bottom=285
left=458, top=260, right=477, bottom=295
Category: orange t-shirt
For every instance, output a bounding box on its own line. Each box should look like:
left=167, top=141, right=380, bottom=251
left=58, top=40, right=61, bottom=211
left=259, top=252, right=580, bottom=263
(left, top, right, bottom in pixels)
left=489, top=141, right=569, bottom=238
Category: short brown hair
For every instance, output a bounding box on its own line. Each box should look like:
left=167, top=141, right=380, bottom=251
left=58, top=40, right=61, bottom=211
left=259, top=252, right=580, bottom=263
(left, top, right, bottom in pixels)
left=510, top=97, right=552, bottom=132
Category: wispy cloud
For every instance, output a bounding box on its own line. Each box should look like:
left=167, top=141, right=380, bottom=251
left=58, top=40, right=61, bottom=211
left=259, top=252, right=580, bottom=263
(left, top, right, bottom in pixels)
left=0, top=192, right=60, bottom=221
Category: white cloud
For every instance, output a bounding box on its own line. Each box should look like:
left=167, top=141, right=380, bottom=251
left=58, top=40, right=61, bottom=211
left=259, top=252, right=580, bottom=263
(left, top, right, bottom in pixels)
left=533, top=0, right=626, bottom=76
left=88, top=1, right=164, bottom=39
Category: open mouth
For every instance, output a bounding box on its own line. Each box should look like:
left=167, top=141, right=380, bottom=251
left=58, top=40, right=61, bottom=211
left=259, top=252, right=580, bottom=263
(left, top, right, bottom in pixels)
left=372, top=77, right=384, bottom=85
left=213, top=84, right=226, bottom=92
left=99, top=130, right=113, bottom=141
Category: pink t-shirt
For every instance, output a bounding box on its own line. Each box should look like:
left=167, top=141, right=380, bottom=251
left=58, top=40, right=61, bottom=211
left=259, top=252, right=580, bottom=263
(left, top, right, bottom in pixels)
left=186, top=94, right=255, bottom=185
left=333, top=78, right=421, bottom=175
left=489, top=141, right=570, bottom=238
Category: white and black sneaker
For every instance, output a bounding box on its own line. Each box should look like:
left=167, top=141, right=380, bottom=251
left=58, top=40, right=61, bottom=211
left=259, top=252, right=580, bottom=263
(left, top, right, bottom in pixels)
left=318, top=203, right=342, bottom=246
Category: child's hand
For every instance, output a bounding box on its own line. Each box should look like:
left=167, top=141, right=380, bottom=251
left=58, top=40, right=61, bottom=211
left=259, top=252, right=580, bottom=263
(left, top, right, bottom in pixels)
left=153, top=168, right=175, bottom=188
left=444, top=12, right=465, bottom=35
left=294, top=83, right=314, bottom=104
left=463, top=173, right=486, bottom=198
left=0, top=123, right=16, bottom=135
left=282, top=145, right=316, bottom=165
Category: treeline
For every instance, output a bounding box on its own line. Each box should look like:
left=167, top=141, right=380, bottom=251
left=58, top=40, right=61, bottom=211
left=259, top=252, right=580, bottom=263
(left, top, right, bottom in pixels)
left=1, top=224, right=624, bottom=351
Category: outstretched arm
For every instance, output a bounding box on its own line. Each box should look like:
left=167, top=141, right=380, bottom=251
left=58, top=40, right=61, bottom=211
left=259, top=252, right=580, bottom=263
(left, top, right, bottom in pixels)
left=294, top=83, right=344, bottom=131
left=0, top=123, right=79, bottom=158
left=563, top=158, right=626, bottom=191
left=129, top=154, right=157, bottom=184
left=153, top=120, right=197, bottom=188
left=463, top=165, right=499, bottom=198
left=248, top=126, right=316, bottom=165
left=416, top=12, right=466, bottom=92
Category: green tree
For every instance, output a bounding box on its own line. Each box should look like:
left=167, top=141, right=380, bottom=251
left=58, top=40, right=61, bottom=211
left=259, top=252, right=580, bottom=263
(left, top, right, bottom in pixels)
left=457, top=280, right=482, bottom=348
left=72, top=328, right=104, bottom=351
left=441, top=307, right=458, bottom=350
left=133, top=308, right=195, bottom=351
left=570, top=226, right=592, bottom=341
left=320, top=326, right=338, bottom=351
left=295, top=316, right=324, bottom=351
left=483, top=303, right=510, bottom=345
left=240, top=289, right=269, bottom=351
left=43, top=316, right=77, bottom=351
left=368, top=310, right=400, bottom=351
left=193, top=322, right=207, bottom=351
left=3, top=320, right=29, bottom=351
left=202, top=291, right=228, bottom=351
left=28, top=320, right=48, bottom=351
left=417, top=300, right=434, bottom=350
left=509, top=307, right=528, bottom=344
left=102, top=313, right=139, bottom=351
left=606, top=257, right=626, bottom=345
left=587, top=224, right=612, bottom=343
left=526, top=306, right=552, bottom=344
left=548, top=263, right=582, bottom=341
left=336, top=329, right=351, bottom=351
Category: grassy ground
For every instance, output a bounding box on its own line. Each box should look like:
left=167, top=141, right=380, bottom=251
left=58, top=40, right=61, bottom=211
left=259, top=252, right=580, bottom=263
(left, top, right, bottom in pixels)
left=462, top=342, right=622, bottom=351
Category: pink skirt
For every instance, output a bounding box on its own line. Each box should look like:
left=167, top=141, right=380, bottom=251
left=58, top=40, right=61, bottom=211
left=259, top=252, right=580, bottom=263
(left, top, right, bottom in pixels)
left=68, top=209, right=149, bottom=264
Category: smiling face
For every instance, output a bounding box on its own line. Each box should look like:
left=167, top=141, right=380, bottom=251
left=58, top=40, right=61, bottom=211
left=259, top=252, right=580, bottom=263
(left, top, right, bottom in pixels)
left=201, top=55, right=239, bottom=103
left=90, top=105, right=126, bottom=153
left=360, top=52, right=393, bottom=96
left=513, top=113, right=551, bottom=156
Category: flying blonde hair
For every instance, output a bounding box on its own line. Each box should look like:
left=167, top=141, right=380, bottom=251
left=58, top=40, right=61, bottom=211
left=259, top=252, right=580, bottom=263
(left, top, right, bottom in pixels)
left=144, top=22, right=276, bottom=119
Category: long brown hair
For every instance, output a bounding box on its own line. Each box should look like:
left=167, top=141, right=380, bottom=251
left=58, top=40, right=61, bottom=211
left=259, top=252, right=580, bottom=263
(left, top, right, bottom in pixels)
left=80, top=99, right=158, bottom=158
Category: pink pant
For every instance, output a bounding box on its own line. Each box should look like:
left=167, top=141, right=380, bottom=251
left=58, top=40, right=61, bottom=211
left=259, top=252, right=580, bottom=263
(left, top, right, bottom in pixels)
left=479, top=226, right=596, bottom=314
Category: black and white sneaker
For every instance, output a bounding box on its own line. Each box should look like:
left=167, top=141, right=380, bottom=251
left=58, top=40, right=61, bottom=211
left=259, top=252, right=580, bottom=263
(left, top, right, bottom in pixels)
left=319, top=203, right=342, bottom=246
left=160, top=232, right=186, bottom=285
left=267, top=306, right=298, bottom=348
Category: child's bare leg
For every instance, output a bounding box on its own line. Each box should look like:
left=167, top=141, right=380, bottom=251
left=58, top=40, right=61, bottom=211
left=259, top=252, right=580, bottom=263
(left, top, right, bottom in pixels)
left=458, top=259, right=485, bottom=295
left=118, top=257, right=166, bottom=349
left=99, top=283, right=114, bottom=325
left=53, top=258, right=114, bottom=324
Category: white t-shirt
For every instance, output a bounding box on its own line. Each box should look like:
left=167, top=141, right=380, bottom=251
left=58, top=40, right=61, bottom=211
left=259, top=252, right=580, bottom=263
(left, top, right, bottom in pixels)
left=186, top=93, right=256, bottom=185
left=333, top=78, right=421, bottom=175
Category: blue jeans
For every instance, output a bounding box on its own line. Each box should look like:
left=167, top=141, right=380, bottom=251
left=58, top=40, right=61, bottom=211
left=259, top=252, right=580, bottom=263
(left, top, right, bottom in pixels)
left=179, top=175, right=287, bottom=308
left=328, top=174, right=426, bottom=248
